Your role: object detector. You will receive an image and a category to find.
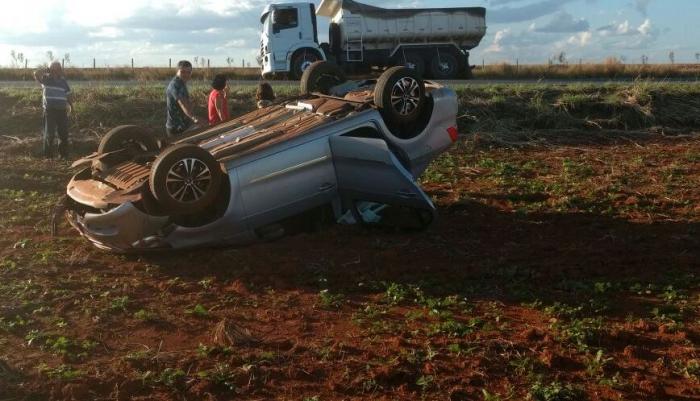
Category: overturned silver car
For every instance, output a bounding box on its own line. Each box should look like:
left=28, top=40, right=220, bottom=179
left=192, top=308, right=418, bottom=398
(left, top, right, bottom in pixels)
left=65, top=63, right=459, bottom=252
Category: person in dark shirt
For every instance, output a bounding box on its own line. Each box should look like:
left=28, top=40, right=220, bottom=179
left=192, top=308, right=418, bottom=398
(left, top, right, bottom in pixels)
left=165, top=60, right=199, bottom=137
left=33, top=61, right=72, bottom=159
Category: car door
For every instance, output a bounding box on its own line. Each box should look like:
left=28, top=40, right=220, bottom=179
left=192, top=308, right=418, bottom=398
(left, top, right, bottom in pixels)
left=329, top=134, right=435, bottom=213
left=237, top=137, right=337, bottom=228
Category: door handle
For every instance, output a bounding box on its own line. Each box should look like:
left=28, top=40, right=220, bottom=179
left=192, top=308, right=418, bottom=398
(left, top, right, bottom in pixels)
left=319, top=183, right=335, bottom=191
left=395, top=190, right=417, bottom=199
left=299, top=32, right=302, bottom=39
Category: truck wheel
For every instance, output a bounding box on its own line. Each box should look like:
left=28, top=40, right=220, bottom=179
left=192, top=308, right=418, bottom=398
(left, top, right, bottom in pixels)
left=374, top=66, right=426, bottom=125
left=291, top=50, right=321, bottom=80
left=98, top=125, right=158, bottom=154
left=149, top=144, right=223, bottom=215
left=300, top=61, right=346, bottom=95
left=429, top=52, right=459, bottom=79
left=395, top=52, right=425, bottom=78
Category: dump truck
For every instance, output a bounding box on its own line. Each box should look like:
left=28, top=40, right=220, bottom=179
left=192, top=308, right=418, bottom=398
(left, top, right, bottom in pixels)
left=259, top=0, right=487, bottom=80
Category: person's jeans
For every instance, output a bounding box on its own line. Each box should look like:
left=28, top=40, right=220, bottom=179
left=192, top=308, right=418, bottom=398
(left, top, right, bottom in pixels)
left=44, top=108, right=69, bottom=158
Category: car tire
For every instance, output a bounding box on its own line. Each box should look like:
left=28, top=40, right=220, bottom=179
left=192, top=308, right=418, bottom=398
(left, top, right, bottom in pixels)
left=300, top=61, right=346, bottom=95
left=374, top=66, right=426, bottom=125
left=149, top=144, right=223, bottom=215
left=290, top=50, right=321, bottom=80
left=429, top=51, right=459, bottom=79
left=98, top=125, right=159, bottom=154
left=395, top=52, right=426, bottom=78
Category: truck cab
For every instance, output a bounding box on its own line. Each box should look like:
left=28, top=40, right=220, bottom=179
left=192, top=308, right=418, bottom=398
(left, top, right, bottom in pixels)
left=260, top=3, right=326, bottom=79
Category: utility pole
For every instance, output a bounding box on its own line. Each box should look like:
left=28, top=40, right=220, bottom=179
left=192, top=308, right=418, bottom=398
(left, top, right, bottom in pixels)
left=169, top=58, right=172, bottom=68
left=93, top=58, right=96, bottom=69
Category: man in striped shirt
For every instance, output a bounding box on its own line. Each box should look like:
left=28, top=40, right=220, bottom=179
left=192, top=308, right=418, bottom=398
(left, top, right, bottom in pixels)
left=33, top=61, right=72, bottom=159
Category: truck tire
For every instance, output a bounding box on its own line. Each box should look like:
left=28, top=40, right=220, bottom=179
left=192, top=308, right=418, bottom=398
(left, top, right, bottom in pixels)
left=149, top=144, right=223, bottom=215
left=98, top=125, right=159, bottom=154
left=300, top=61, right=346, bottom=95
left=429, top=52, right=459, bottom=79
left=290, top=50, right=321, bottom=80
left=374, top=66, right=426, bottom=126
left=394, top=52, right=426, bottom=78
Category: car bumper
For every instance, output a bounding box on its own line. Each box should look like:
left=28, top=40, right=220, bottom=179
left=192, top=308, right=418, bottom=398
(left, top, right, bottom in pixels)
left=66, top=202, right=170, bottom=252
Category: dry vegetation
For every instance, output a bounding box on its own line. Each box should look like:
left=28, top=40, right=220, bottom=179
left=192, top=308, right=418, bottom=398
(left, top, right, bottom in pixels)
left=0, top=67, right=261, bottom=81
left=474, top=61, right=700, bottom=80
left=1, top=61, right=699, bottom=81
left=1, top=82, right=700, bottom=401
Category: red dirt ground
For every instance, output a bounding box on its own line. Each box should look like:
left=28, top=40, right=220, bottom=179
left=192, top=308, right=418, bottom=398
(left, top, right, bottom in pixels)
left=1, top=127, right=699, bottom=400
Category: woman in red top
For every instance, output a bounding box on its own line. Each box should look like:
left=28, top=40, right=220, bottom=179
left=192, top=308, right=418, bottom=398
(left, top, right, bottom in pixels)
left=208, top=74, right=230, bottom=125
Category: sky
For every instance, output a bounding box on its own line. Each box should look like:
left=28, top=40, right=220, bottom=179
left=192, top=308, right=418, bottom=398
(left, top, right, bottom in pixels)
left=0, top=0, right=697, bottom=68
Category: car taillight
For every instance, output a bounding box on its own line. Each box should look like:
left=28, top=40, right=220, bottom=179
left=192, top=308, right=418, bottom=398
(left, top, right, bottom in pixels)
left=447, top=126, right=459, bottom=142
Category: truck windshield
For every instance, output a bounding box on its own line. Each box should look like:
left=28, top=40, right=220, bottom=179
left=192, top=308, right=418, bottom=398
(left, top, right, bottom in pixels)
left=261, top=13, right=271, bottom=33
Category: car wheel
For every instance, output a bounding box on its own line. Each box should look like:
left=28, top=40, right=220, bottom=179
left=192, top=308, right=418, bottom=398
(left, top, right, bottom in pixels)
left=300, top=61, right=346, bottom=95
left=149, top=144, right=223, bottom=215
left=291, top=50, right=321, bottom=80
left=98, top=125, right=159, bottom=154
left=429, top=52, right=459, bottom=79
left=374, top=66, right=426, bottom=125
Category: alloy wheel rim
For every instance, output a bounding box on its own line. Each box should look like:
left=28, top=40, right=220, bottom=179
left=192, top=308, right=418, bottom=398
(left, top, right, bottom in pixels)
left=390, top=77, right=421, bottom=116
left=165, top=158, right=212, bottom=202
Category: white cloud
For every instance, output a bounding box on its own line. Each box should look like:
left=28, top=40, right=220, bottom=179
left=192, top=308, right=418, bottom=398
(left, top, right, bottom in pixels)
left=638, top=19, right=652, bottom=35
left=88, top=27, right=125, bottom=39
left=484, top=29, right=511, bottom=53
left=616, top=20, right=631, bottom=35
left=222, top=39, right=247, bottom=48
left=536, top=11, right=589, bottom=33
left=568, top=31, right=592, bottom=47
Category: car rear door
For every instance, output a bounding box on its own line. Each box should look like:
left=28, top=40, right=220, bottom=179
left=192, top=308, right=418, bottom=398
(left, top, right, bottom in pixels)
left=237, top=137, right=337, bottom=227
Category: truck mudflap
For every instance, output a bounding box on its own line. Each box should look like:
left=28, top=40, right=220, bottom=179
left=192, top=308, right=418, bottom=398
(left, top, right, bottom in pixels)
left=66, top=202, right=170, bottom=252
